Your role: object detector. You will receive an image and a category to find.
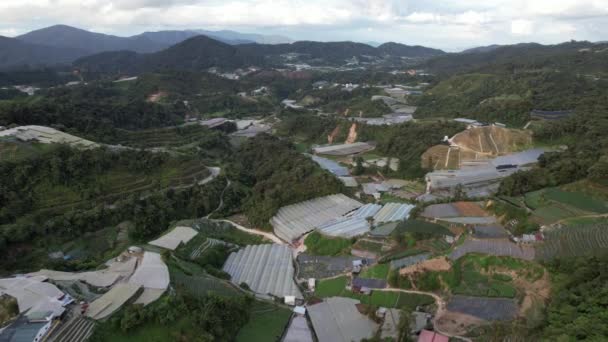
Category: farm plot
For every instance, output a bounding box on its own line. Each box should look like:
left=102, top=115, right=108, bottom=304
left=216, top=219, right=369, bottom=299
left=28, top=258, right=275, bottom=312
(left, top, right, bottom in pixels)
left=447, top=296, right=518, bottom=321
left=190, top=238, right=235, bottom=259
left=172, top=269, right=241, bottom=297
left=297, top=254, right=373, bottom=279
left=236, top=301, right=292, bottom=342
left=535, top=222, right=608, bottom=261
left=359, top=264, right=390, bottom=280
left=447, top=295, right=518, bottom=321
left=394, top=219, right=453, bottom=236
left=449, top=239, right=535, bottom=261
left=544, top=188, right=608, bottom=213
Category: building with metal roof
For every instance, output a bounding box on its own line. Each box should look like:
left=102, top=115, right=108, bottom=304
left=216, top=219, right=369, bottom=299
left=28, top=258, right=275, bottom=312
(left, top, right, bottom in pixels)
left=317, top=217, right=370, bottom=238
left=222, top=244, right=302, bottom=299
left=283, top=315, right=313, bottom=342
left=338, top=177, right=358, bottom=187
left=308, top=297, right=378, bottom=342
left=0, top=276, right=69, bottom=316
left=0, top=316, right=51, bottom=342
left=310, top=155, right=350, bottom=177
left=128, top=252, right=169, bottom=305
left=313, top=142, right=374, bottom=156
left=490, top=148, right=545, bottom=167
left=149, top=226, right=198, bottom=250
left=350, top=203, right=382, bottom=219
left=271, top=194, right=362, bottom=242
left=373, top=203, right=415, bottom=223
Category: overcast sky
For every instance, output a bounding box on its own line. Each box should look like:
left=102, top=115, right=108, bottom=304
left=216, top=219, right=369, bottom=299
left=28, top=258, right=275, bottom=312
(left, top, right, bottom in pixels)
left=1, top=0, right=607, bottom=51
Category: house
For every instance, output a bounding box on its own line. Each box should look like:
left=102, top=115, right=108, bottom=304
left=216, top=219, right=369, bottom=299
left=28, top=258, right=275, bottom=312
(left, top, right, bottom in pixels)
left=418, top=329, right=449, bottom=342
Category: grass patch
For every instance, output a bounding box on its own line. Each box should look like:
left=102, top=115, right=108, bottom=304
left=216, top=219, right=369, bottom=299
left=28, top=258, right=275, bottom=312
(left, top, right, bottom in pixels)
left=316, top=276, right=348, bottom=297
left=352, top=239, right=384, bottom=253
left=359, top=264, right=390, bottom=280
left=304, top=231, right=352, bottom=256
left=236, top=301, right=292, bottom=342
left=545, top=188, right=608, bottom=213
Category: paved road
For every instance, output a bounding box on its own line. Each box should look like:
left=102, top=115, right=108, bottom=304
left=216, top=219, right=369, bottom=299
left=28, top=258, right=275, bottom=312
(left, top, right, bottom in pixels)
left=213, top=219, right=285, bottom=245
left=199, top=166, right=221, bottom=185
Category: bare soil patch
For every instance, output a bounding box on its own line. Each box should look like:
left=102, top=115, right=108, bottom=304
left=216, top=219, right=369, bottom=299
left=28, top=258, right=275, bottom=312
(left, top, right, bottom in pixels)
left=399, top=257, right=452, bottom=275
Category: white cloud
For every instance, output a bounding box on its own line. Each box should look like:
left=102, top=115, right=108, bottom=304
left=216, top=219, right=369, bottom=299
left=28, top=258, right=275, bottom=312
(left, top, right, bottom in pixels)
left=511, top=19, right=534, bottom=35
left=0, top=0, right=606, bottom=49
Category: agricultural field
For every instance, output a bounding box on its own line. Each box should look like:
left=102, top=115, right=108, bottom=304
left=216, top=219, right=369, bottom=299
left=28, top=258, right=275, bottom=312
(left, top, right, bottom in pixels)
left=447, top=295, right=518, bottom=321
left=172, top=269, right=241, bottom=298
left=304, top=231, right=352, bottom=256
left=235, top=301, right=292, bottom=342
left=314, top=276, right=434, bottom=309
left=535, top=222, right=608, bottom=261
left=450, top=239, right=535, bottom=261
left=525, top=187, right=608, bottom=225
left=359, top=264, right=390, bottom=280
left=111, top=125, right=219, bottom=149
left=394, top=219, right=454, bottom=237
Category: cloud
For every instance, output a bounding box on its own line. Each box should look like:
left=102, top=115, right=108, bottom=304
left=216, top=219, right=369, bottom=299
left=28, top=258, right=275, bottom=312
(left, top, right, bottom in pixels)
left=511, top=19, right=534, bottom=35
left=0, top=0, right=606, bottom=49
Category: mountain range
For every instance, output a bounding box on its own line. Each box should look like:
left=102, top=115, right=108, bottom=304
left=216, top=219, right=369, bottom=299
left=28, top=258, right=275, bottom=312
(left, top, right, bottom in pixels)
left=0, top=25, right=292, bottom=69
left=0, top=24, right=447, bottom=71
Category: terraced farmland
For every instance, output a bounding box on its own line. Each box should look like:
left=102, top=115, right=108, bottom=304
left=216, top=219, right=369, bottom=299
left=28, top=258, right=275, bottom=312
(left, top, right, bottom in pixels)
left=112, top=125, right=215, bottom=149
left=172, top=269, right=241, bottom=297
left=535, top=222, right=608, bottom=261
left=450, top=239, right=535, bottom=261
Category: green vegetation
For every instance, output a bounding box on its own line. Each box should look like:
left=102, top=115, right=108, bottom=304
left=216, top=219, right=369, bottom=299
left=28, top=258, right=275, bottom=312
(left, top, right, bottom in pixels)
left=359, top=264, right=390, bottom=280
left=358, top=121, right=464, bottom=178
left=236, top=301, right=292, bottom=342
left=315, top=276, right=349, bottom=297
left=229, top=134, right=344, bottom=229
left=413, top=254, right=543, bottom=297
left=304, top=232, right=352, bottom=256
left=534, top=254, right=608, bottom=341
left=90, top=294, right=252, bottom=342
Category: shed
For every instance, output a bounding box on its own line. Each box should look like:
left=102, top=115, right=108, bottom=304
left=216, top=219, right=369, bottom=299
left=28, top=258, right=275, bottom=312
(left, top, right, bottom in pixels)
left=418, top=329, right=449, bottom=342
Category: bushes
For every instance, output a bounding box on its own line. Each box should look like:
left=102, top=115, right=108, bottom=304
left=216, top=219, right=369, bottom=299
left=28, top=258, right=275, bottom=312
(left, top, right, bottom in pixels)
left=304, top=231, right=352, bottom=256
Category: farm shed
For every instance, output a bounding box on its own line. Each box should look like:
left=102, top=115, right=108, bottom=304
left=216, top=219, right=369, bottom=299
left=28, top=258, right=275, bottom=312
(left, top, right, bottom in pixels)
left=379, top=308, right=402, bottom=339
left=308, top=297, right=378, bottom=342
left=339, top=176, right=358, bottom=187
left=352, top=277, right=387, bottom=289
left=317, top=217, right=370, bottom=238
left=271, top=194, right=362, bottom=242
left=0, top=125, right=98, bottom=149
left=0, top=316, right=51, bottom=342
left=313, top=142, right=374, bottom=156
left=283, top=315, right=313, bottom=342
left=350, top=203, right=383, bottom=219
left=390, top=253, right=431, bottom=270
left=374, top=203, right=415, bottom=223
left=0, top=276, right=69, bottom=315
left=490, top=149, right=544, bottom=167
left=222, top=244, right=302, bottom=299
left=149, top=226, right=198, bottom=250
left=128, top=252, right=169, bottom=305
left=28, top=255, right=137, bottom=288
left=85, top=283, right=141, bottom=320
left=310, top=155, right=350, bottom=177
left=362, top=182, right=390, bottom=196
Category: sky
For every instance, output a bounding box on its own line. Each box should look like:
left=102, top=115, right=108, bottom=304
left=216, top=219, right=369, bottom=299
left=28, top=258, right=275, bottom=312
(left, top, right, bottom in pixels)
left=1, top=0, right=607, bottom=51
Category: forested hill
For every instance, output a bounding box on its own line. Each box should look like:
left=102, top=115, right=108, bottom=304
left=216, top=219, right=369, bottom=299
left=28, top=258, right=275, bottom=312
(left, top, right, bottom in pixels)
left=422, top=41, right=608, bottom=75
left=75, top=37, right=446, bottom=74
left=0, top=36, right=86, bottom=70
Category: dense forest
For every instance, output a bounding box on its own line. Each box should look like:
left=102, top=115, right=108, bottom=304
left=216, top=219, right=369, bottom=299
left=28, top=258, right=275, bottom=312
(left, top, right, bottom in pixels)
left=228, top=134, right=344, bottom=228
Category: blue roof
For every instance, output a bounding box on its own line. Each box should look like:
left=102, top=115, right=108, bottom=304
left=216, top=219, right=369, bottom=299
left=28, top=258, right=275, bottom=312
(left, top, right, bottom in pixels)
left=310, top=155, right=350, bottom=177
